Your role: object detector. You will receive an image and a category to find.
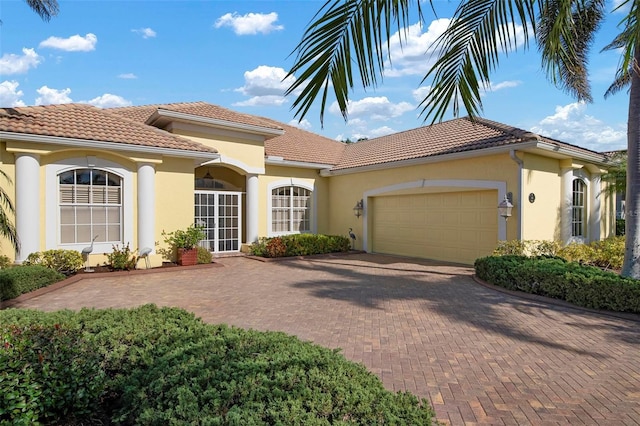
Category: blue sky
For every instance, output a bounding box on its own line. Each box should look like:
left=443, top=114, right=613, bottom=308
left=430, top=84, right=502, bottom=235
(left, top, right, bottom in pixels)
left=0, top=0, right=630, bottom=151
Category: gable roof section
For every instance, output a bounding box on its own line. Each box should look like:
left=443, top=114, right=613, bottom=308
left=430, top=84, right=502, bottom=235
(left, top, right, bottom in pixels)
left=111, top=102, right=345, bottom=166
left=111, top=101, right=283, bottom=133
left=332, top=116, right=607, bottom=171
left=0, top=103, right=217, bottom=156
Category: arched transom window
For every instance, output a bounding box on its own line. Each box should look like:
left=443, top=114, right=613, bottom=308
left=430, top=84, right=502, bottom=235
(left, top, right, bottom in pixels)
left=59, top=168, right=122, bottom=244
left=271, top=185, right=311, bottom=234
left=572, top=178, right=586, bottom=238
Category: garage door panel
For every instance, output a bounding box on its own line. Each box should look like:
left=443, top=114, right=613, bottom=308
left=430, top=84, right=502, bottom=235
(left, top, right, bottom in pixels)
left=372, top=191, right=498, bottom=264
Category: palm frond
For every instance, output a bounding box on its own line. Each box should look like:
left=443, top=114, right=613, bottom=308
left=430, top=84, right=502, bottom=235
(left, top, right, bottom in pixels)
left=285, top=0, right=422, bottom=126
left=25, top=0, right=59, bottom=21
left=537, top=0, right=606, bottom=102
left=421, top=0, right=537, bottom=123
left=604, top=66, right=631, bottom=98
left=0, top=169, right=18, bottom=252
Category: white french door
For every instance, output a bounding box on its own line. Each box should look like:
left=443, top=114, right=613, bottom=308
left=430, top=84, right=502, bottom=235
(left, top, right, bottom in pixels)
left=194, top=191, right=242, bottom=253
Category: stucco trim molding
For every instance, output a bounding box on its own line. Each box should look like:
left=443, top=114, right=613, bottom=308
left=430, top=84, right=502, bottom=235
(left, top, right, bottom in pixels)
left=266, top=178, right=317, bottom=237
left=201, top=155, right=264, bottom=175
left=362, top=179, right=509, bottom=252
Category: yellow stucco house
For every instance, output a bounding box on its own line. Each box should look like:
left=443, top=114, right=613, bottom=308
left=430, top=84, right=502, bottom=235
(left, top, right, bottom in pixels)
left=0, top=101, right=614, bottom=266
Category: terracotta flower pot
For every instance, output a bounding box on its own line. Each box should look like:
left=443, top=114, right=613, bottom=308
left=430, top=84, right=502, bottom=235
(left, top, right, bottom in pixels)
left=177, top=248, right=198, bottom=266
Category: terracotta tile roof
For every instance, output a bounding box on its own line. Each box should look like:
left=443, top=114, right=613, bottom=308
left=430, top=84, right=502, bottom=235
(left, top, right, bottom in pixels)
left=260, top=119, right=346, bottom=165
left=111, top=101, right=283, bottom=131
left=111, top=102, right=345, bottom=165
left=332, top=116, right=606, bottom=171
left=0, top=104, right=217, bottom=154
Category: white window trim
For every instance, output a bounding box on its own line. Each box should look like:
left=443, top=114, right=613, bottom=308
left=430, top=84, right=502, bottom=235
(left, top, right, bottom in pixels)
left=267, top=179, right=316, bottom=237
left=46, top=157, right=133, bottom=254
left=570, top=175, right=589, bottom=243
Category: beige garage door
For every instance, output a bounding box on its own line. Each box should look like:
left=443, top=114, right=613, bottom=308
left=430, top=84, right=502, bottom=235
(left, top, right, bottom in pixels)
left=371, top=191, right=498, bottom=264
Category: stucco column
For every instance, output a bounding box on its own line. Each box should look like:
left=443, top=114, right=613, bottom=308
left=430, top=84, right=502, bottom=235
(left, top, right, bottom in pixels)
left=560, top=166, right=574, bottom=244
left=15, top=153, right=40, bottom=262
left=137, top=163, right=156, bottom=252
left=246, top=174, right=259, bottom=244
left=590, top=173, right=601, bottom=242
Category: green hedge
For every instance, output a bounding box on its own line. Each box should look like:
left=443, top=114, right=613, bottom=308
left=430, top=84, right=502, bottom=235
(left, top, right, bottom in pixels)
left=475, top=256, right=640, bottom=313
left=251, top=234, right=351, bottom=258
left=0, top=305, right=434, bottom=424
left=0, top=265, right=66, bottom=301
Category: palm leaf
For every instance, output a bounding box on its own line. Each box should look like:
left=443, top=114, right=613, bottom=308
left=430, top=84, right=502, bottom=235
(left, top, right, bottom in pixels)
left=25, top=0, right=59, bottom=21
left=421, top=0, right=537, bottom=123
left=0, top=169, right=18, bottom=252
left=285, top=0, right=422, bottom=126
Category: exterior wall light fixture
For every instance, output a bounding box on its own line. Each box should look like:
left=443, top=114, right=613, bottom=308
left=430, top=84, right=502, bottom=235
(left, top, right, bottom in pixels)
left=498, top=194, right=514, bottom=221
left=353, top=199, right=364, bottom=218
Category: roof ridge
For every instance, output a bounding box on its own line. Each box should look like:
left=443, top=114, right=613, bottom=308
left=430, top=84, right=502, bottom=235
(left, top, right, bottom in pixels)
left=466, top=116, right=541, bottom=141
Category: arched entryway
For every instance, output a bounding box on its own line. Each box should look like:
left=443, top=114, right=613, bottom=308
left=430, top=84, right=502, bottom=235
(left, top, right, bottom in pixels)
left=194, top=166, right=245, bottom=253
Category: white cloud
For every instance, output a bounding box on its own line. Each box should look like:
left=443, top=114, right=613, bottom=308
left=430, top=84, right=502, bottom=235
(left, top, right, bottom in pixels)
left=214, top=12, right=284, bottom=35
left=412, top=86, right=431, bottom=103
left=132, top=28, right=156, bottom=39
left=486, top=80, right=521, bottom=92
left=118, top=73, right=137, bottom=79
left=0, top=48, right=42, bottom=75
left=369, top=126, right=396, bottom=138
left=85, top=94, right=132, bottom=108
left=329, top=96, right=414, bottom=121
left=35, top=86, right=72, bottom=105
left=530, top=101, right=626, bottom=151
left=384, top=19, right=450, bottom=77
left=0, top=81, right=26, bottom=106
left=39, top=33, right=97, bottom=52
left=288, top=118, right=312, bottom=130
left=233, top=65, right=298, bottom=107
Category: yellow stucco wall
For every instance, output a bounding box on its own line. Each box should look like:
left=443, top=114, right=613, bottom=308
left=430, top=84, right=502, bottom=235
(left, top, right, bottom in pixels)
left=0, top=142, right=16, bottom=259
left=327, top=153, right=520, bottom=251
left=521, top=153, right=563, bottom=241
left=173, top=129, right=265, bottom=171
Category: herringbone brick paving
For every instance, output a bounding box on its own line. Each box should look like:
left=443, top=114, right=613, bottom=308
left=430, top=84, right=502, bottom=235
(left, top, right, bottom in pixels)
left=10, top=254, right=640, bottom=425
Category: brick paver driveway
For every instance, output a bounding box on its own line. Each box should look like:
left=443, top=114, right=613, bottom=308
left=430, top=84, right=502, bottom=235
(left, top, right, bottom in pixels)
left=10, top=253, right=640, bottom=425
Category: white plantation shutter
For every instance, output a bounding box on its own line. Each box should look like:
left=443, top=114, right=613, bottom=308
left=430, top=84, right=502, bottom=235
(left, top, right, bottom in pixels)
left=271, top=186, right=311, bottom=234
left=58, top=169, right=123, bottom=244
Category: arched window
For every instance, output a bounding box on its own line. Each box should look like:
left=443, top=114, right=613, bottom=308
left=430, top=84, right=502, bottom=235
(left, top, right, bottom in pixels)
left=271, top=185, right=311, bottom=234
left=59, top=168, right=122, bottom=244
left=572, top=179, right=586, bottom=238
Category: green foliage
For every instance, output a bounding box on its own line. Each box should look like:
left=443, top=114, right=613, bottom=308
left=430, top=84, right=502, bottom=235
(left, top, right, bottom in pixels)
left=0, top=265, right=65, bottom=301
left=196, top=246, right=212, bottom=264
left=617, top=219, right=625, bottom=236
left=162, top=225, right=206, bottom=251
left=23, top=249, right=83, bottom=275
left=250, top=234, right=351, bottom=258
left=493, top=240, right=561, bottom=257
left=0, top=323, right=105, bottom=424
left=0, top=305, right=435, bottom=425
left=0, top=255, right=11, bottom=269
left=475, top=256, right=640, bottom=313
left=104, top=243, right=138, bottom=271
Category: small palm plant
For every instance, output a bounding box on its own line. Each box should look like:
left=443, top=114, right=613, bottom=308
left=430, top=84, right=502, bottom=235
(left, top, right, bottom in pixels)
left=0, top=170, right=19, bottom=253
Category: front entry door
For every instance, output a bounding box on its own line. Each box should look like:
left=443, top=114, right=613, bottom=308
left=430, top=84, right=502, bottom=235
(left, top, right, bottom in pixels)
left=194, top=191, right=242, bottom=253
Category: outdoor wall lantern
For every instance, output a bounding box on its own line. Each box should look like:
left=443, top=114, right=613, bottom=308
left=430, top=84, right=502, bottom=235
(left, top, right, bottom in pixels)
left=353, top=199, right=364, bottom=218
left=498, top=194, right=514, bottom=220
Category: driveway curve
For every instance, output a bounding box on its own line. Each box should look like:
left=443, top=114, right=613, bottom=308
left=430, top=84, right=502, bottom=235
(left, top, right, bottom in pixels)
left=10, top=253, right=640, bottom=425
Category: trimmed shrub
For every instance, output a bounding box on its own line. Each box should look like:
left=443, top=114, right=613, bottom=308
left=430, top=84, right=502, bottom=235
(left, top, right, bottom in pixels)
left=104, top=243, right=137, bottom=271
left=23, top=249, right=83, bottom=275
left=0, top=323, right=105, bottom=423
left=196, top=246, right=212, bottom=264
left=251, top=234, right=351, bottom=258
left=475, top=256, right=640, bottom=313
left=0, top=265, right=65, bottom=301
left=0, top=255, right=11, bottom=269
left=616, top=219, right=625, bottom=236
left=493, top=240, right=560, bottom=257
left=0, top=305, right=435, bottom=425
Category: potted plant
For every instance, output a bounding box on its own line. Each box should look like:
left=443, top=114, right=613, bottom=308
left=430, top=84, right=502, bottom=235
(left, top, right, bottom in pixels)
left=162, top=225, right=206, bottom=266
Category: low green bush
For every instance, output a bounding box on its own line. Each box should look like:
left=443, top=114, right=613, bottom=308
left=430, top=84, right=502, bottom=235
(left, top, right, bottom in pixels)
left=0, top=255, right=11, bottom=269
left=475, top=256, right=640, bottom=313
left=0, top=265, right=65, bottom=301
left=23, top=249, right=83, bottom=275
left=196, top=246, right=212, bottom=264
left=251, top=234, right=351, bottom=258
left=0, top=305, right=435, bottom=425
left=616, top=218, right=625, bottom=236
left=104, top=243, right=137, bottom=271
left=0, top=323, right=105, bottom=423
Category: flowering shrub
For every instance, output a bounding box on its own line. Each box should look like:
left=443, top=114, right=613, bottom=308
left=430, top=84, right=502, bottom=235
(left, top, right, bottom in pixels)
left=104, top=243, right=137, bottom=271
left=251, top=234, right=350, bottom=258
left=23, top=249, right=83, bottom=275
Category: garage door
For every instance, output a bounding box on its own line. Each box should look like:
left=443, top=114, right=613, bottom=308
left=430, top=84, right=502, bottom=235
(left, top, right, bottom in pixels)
left=371, top=191, right=498, bottom=264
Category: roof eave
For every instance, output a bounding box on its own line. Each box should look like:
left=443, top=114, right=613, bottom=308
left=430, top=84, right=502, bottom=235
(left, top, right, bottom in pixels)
left=0, top=132, right=220, bottom=161
left=265, top=156, right=335, bottom=170
left=149, top=109, right=285, bottom=139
